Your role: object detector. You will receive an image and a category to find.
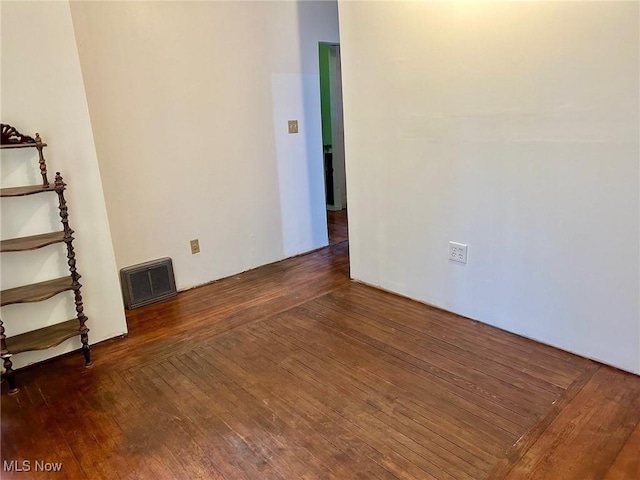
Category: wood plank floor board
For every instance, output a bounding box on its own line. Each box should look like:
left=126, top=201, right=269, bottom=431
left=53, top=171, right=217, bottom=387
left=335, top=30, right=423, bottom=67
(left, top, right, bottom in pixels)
left=272, top=361, right=452, bottom=480
left=1, top=394, right=86, bottom=480
left=12, top=384, right=87, bottom=480
left=98, top=372, right=170, bottom=480
left=604, top=419, right=640, bottom=480
left=47, top=372, right=136, bottom=480
left=286, top=313, right=536, bottom=433
left=274, top=307, right=526, bottom=442
left=182, top=347, right=410, bottom=480
left=285, top=353, right=478, bottom=480
left=499, top=366, right=640, bottom=480
left=327, top=210, right=349, bottom=245
left=164, top=353, right=371, bottom=480
left=3, top=239, right=640, bottom=479
left=486, top=362, right=600, bottom=480
left=248, top=318, right=496, bottom=477
left=54, top=377, right=142, bottom=480
left=124, top=364, right=255, bottom=480
left=114, top=278, right=351, bottom=374
left=166, top=355, right=345, bottom=480
left=339, top=285, right=587, bottom=371
left=211, top=325, right=489, bottom=480
left=184, top=347, right=403, bottom=480
left=202, top=341, right=372, bottom=479
left=268, top=314, right=519, bottom=459
left=140, top=363, right=273, bottom=480
left=264, top=319, right=519, bottom=475
left=139, top=365, right=235, bottom=475
left=112, top=370, right=203, bottom=480
left=333, top=287, right=586, bottom=389
left=197, top=343, right=438, bottom=480
left=310, top=296, right=553, bottom=419
left=318, top=290, right=574, bottom=398
left=265, top=346, right=467, bottom=480
left=114, top=243, right=350, bottom=369
left=198, top=349, right=388, bottom=478
left=253, top=318, right=511, bottom=463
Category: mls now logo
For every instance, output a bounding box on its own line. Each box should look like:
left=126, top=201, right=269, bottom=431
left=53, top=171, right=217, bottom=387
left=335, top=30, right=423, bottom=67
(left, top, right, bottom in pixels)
left=4, top=460, right=63, bottom=472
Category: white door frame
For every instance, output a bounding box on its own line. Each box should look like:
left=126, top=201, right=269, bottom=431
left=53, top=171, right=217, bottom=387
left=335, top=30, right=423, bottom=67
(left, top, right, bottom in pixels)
left=327, top=44, right=347, bottom=211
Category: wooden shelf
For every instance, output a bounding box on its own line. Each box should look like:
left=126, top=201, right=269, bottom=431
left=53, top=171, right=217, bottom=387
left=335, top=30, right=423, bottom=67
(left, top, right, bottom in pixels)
left=0, top=142, right=47, bottom=150
left=1, top=232, right=67, bottom=252
left=1, top=276, right=77, bottom=307
left=0, top=184, right=55, bottom=197
left=1, top=125, right=91, bottom=392
left=5, top=319, right=84, bottom=354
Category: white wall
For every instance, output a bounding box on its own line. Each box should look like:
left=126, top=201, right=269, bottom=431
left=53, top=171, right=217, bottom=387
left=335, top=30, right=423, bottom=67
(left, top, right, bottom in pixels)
left=70, top=0, right=339, bottom=290
left=1, top=1, right=128, bottom=369
left=339, top=1, right=640, bottom=374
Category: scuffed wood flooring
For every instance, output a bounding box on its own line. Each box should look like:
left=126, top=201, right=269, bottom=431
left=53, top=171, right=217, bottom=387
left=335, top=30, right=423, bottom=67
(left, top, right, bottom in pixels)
left=2, top=242, right=639, bottom=479
left=327, top=209, right=348, bottom=245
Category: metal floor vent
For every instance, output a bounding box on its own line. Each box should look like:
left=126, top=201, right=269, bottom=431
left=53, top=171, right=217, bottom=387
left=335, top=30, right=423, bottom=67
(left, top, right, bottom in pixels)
left=120, top=257, right=177, bottom=309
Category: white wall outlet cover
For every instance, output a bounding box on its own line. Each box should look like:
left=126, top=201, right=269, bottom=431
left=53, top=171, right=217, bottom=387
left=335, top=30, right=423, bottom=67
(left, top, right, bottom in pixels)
left=449, top=242, right=468, bottom=264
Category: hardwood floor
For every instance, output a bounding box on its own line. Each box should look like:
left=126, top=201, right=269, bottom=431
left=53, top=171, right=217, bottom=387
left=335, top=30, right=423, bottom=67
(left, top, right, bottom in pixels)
left=2, top=241, right=639, bottom=479
left=327, top=209, right=348, bottom=244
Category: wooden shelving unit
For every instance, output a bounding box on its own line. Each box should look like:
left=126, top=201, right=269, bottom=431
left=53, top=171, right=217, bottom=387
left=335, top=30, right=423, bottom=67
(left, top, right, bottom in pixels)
left=5, top=320, right=82, bottom=355
left=0, top=123, right=90, bottom=394
left=1, top=277, right=78, bottom=306
left=0, top=231, right=66, bottom=252
left=1, top=184, right=57, bottom=197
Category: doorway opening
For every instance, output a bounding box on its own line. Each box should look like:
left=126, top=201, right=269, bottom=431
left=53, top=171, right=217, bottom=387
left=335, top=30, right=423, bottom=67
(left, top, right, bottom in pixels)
left=319, top=42, right=348, bottom=245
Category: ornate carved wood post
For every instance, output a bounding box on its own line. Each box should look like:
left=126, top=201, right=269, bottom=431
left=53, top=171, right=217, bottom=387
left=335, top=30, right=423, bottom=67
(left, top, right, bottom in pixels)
left=1, top=319, right=17, bottom=394
left=55, top=172, right=91, bottom=366
left=35, top=133, right=50, bottom=187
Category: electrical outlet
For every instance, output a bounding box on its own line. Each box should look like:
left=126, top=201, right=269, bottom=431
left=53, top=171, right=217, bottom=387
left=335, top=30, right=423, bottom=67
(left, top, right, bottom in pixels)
left=449, top=242, right=467, bottom=264
left=190, top=239, right=200, bottom=255
left=288, top=120, right=299, bottom=134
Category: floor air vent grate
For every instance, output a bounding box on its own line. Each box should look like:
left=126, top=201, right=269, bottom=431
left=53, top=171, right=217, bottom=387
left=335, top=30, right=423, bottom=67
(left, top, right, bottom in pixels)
left=120, top=257, right=177, bottom=309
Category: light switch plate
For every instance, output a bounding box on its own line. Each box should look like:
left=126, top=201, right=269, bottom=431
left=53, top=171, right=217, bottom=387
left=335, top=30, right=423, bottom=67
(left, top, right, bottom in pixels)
left=288, top=120, right=299, bottom=134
